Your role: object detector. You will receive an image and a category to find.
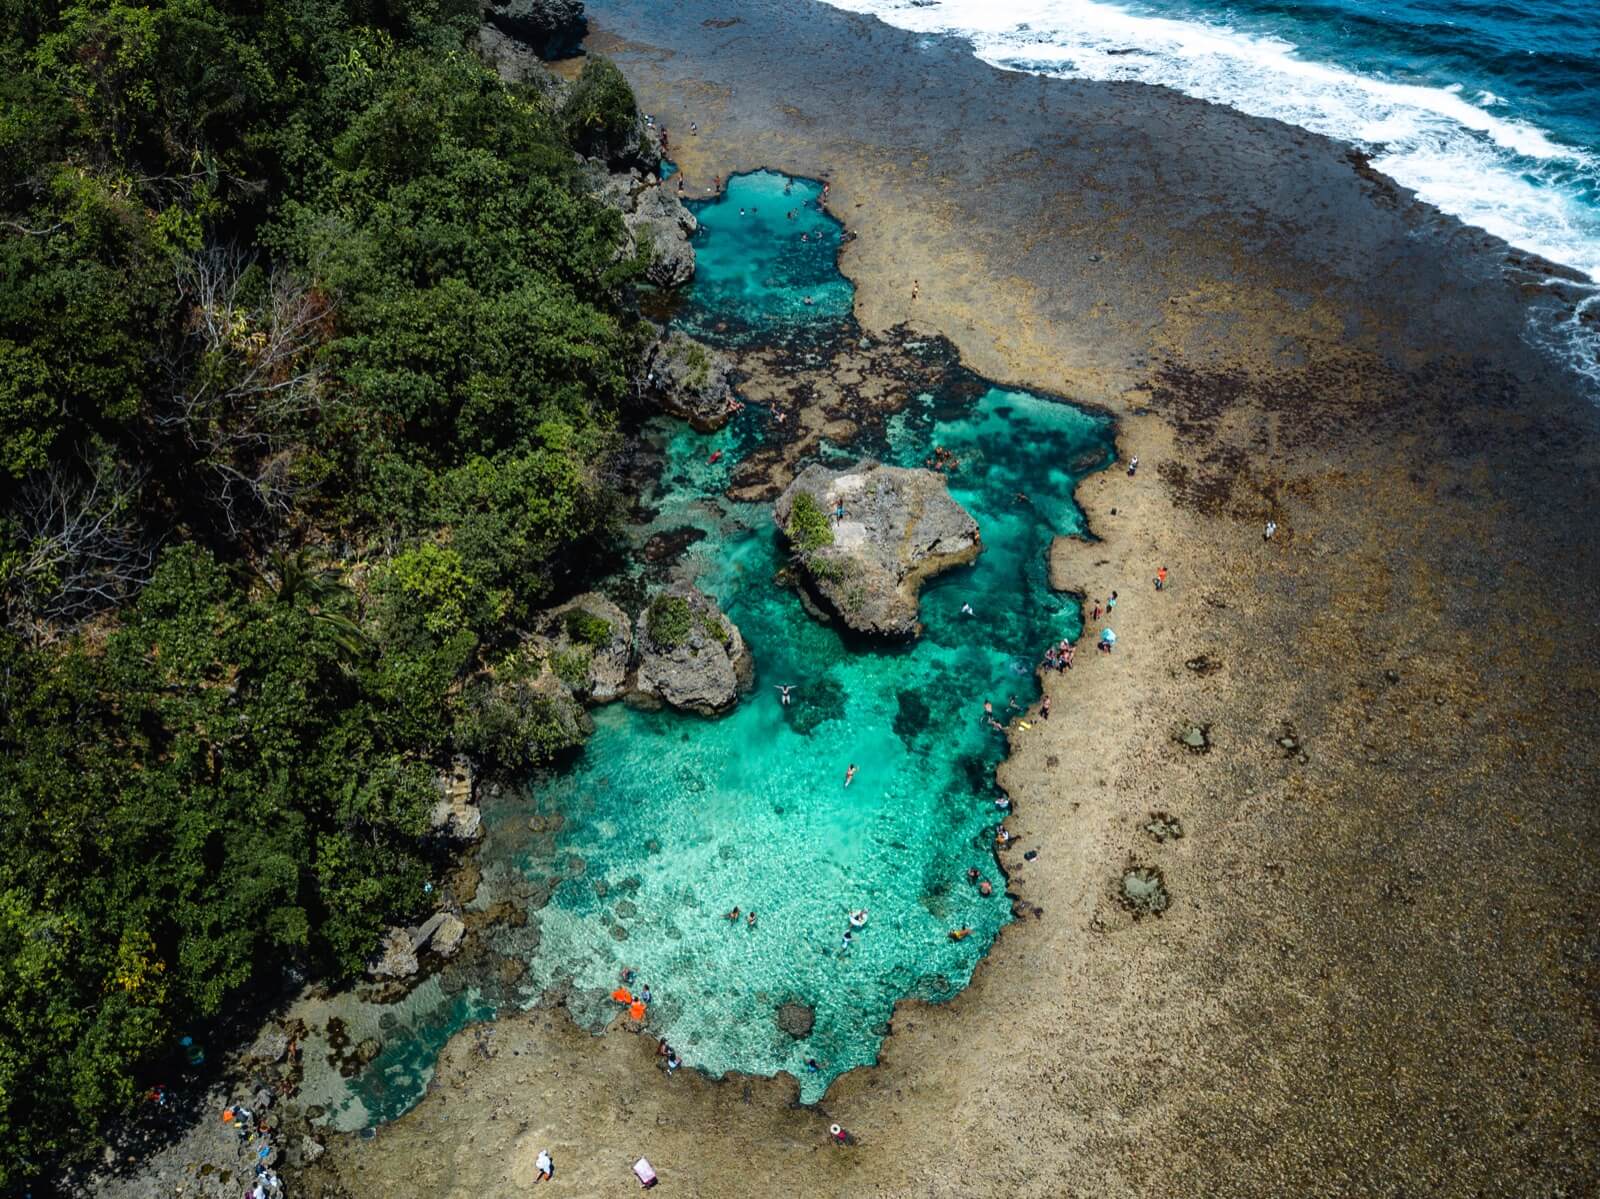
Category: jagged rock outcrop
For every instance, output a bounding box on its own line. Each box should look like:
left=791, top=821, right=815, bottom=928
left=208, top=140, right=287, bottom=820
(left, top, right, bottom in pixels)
left=622, top=181, right=698, bottom=287
left=430, top=755, right=482, bottom=842
left=472, top=24, right=570, bottom=95
left=643, top=330, right=736, bottom=431
left=629, top=585, right=753, bottom=715
left=774, top=459, right=982, bottom=637
left=541, top=592, right=632, bottom=702
left=369, top=928, right=420, bottom=979
left=412, top=910, right=467, bottom=959
left=483, top=0, right=587, bottom=60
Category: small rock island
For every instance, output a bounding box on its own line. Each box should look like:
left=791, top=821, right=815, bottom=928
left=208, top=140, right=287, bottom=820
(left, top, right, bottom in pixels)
left=628, top=584, right=754, bottom=715
left=773, top=459, right=982, bottom=637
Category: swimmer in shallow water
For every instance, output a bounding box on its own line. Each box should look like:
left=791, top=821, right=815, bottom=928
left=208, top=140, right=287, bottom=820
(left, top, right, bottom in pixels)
left=844, top=763, right=857, bottom=787
left=775, top=684, right=795, bottom=706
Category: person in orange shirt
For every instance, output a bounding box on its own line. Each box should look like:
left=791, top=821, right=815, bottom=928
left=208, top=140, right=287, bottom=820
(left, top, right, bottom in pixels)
left=1155, top=565, right=1168, bottom=591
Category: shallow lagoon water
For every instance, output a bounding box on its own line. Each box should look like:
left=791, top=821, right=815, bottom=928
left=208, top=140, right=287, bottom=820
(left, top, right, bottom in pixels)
left=307, top=171, right=1112, bottom=1126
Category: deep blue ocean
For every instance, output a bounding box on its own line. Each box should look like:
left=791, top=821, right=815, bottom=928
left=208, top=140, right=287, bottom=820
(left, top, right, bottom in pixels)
left=822, top=0, right=1600, bottom=378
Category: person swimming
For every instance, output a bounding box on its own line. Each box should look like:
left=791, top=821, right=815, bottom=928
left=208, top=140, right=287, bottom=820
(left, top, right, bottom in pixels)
left=949, top=928, right=972, bottom=941
left=725, top=907, right=741, bottom=921
left=775, top=684, right=795, bottom=706
left=844, top=764, right=857, bottom=787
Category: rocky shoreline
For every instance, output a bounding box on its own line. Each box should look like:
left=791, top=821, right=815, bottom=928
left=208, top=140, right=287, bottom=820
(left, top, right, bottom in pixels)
left=86, top=0, right=1599, bottom=1196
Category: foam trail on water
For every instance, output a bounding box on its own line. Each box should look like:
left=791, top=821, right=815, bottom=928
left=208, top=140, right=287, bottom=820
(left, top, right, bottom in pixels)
left=817, top=0, right=1600, bottom=383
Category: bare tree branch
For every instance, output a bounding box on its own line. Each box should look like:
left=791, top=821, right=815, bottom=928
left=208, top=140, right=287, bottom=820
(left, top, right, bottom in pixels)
left=4, top=455, right=155, bottom=642
left=158, top=246, right=335, bottom=533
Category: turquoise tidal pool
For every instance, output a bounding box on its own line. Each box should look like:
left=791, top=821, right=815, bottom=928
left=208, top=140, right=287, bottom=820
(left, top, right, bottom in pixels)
left=306, top=171, right=1113, bottom=1127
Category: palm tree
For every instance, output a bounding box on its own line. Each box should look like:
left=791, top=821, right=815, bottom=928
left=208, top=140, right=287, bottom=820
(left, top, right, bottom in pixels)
left=249, top=548, right=368, bottom=661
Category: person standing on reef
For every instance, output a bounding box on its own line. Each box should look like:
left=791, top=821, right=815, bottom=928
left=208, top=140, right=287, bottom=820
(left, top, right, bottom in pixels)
left=1107, top=590, right=1118, bottom=615
left=1040, top=694, right=1051, bottom=720
left=1265, top=520, right=1278, bottom=540
left=1155, top=566, right=1168, bottom=591
left=911, top=279, right=920, bottom=301
left=1127, top=456, right=1139, bottom=477
left=844, top=763, right=858, bottom=787
left=1091, top=600, right=1102, bottom=622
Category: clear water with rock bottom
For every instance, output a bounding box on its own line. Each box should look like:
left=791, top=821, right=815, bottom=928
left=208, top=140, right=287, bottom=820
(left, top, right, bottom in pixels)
left=303, top=172, right=1112, bottom=1127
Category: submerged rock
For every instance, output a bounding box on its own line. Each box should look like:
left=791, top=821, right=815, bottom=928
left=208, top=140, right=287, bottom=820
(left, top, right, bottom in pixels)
left=483, top=0, right=587, bottom=60
left=629, top=585, right=753, bottom=715
left=541, top=592, right=632, bottom=703
left=644, top=330, right=736, bottom=431
left=773, top=460, right=982, bottom=637
left=776, top=1001, right=815, bottom=1039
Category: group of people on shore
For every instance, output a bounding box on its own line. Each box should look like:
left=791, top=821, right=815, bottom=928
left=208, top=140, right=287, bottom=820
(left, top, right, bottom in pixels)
left=221, top=1099, right=284, bottom=1199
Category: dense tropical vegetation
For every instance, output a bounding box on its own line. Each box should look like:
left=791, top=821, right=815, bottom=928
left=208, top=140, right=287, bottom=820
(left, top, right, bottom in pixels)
left=0, top=0, right=650, bottom=1182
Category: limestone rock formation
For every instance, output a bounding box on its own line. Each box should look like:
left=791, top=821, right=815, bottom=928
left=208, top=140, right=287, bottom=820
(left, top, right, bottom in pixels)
left=483, top=0, right=587, bottom=60
left=629, top=585, right=753, bottom=715
left=472, top=24, right=569, bottom=95
left=774, top=459, right=982, bottom=637
left=430, top=755, right=482, bottom=842
left=369, top=929, right=420, bottom=979
left=622, top=181, right=698, bottom=287
left=643, top=330, right=736, bottom=431
left=541, top=592, right=632, bottom=702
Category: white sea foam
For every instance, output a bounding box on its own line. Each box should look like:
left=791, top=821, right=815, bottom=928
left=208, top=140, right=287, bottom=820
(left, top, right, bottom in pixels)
left=816, top=0, right=1600, bottom=381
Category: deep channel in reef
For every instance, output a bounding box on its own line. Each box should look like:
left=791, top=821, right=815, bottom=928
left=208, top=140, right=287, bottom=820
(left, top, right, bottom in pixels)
left=296, top=172, right=1113, bottom=1127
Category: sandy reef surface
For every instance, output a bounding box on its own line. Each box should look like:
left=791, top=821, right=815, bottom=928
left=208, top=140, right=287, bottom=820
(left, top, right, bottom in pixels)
left=271, top=1, right=1600, bottom=1195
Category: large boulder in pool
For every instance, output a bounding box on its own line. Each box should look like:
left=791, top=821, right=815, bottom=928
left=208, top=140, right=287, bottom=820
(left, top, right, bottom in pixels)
left=643, top=331, right=736, bottom=431
left=483, top=0, right=587, bottom=60
left=774, top=460, right=981, bottom=638
left=629, top=585, right=753, bottom=716
left=540, top=592, right=632, bottom=703
left=623, top=183, right=698, bottom=288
